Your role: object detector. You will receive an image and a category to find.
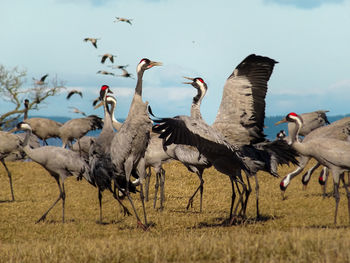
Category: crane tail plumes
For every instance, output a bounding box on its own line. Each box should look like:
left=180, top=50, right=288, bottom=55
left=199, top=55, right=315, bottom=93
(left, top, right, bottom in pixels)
left=247, top=140, right=300, bottom=177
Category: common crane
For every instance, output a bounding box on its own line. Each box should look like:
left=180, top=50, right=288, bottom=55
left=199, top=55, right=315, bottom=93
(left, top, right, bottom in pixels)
left=276, top=112, right=350, bottom=224
left=110, top=58, right=162, bottom=229
left=153, top=54, right=299, bottom=223
left=16, top=122, right=93, bottom=223
left=84, top=37, right=100, bottom=48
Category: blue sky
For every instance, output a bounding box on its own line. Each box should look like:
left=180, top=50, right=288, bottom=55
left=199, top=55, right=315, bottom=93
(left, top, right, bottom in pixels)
left=1, top=0, right=350, bottom=124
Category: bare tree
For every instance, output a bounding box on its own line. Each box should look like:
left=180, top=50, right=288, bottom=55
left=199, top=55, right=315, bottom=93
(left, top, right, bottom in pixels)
left=0, top=65, right=65, bottom=130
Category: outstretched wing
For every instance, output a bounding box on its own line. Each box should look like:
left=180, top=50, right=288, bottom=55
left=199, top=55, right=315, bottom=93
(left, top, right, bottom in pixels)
left=212, top=54, right=278, bottom=145
left=153, top=115, right=251, bottom=172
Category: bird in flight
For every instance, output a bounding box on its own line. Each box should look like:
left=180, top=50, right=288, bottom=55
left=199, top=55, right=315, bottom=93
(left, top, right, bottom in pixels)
left=84, top=37, right=100, bottom=48
left=117, top=68, right=134, bottom=79
left=66, top=90, right=83, bottom=100
left=108, top=64, right=129, bottom=69
left=69, top=107, right=86, bottom=117
left=33, top=74, right=48, bottom=85
left=100, top=53, right=116, bottom=64
left=114, top=17, right=133, bottom=25
left=97, top=70, right=115, bottom=76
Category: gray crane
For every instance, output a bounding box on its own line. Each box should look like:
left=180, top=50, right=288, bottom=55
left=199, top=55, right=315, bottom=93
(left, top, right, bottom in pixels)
left=279, top=116, right=350, bottom=197
left=59, top=115, right=103, bottom=154
left=0, top=128, right=41, bottom=201
left=100, top=53, right=116, bottom=64
left=16, top=122, right=93, bottom=223
left=151, top=77, right=212, bottom=212
left=153, top=54, right=299, bottom=223
left=89, top=85, right=135, bottom=223
left=276, top=112, right=350, bottom=224
left=32, top=74, right=48, bottom=86
left=93, top=95, right=123, bottom=131
left=0, top=131, right=22, bottom=201
left=67, top=90, right=83, bottom=100
left=23, top=99, right=62, bottom=145
left=114, top=17, right=133, bottom=25
left=110, top=58, right=162, bottom=229
left=72, top=136, right=95, bottom=160
left=84, top=37, right=100, bottom=48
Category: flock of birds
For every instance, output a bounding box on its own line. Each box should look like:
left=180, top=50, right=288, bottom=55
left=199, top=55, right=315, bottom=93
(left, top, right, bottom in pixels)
left=2, top=51, right=350, bottom=228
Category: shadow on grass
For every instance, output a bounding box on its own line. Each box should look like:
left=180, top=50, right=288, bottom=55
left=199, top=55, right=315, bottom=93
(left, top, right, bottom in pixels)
left=168, top=209, right=201, bottom=214
left=35, top=218, right=76, bottom=224
left=0, top=199, right=15, bottom=203
left=189, top=214, right=279, bottom=229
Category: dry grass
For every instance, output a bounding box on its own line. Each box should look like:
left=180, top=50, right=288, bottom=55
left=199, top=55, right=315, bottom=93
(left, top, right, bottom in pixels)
left=1, top=160, right=350, bottom=262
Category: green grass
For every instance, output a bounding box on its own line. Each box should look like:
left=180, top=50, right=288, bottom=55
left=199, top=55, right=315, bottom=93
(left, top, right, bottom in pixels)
left=1, top=160, right=350, bottom=262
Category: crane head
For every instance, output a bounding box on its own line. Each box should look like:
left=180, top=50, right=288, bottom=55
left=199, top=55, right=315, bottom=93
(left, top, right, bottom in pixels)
left=99, top=85, right=113, bottom=100
left=275, top=112, right=303, bottom=125
left=137, top=58, right=162, bottom=73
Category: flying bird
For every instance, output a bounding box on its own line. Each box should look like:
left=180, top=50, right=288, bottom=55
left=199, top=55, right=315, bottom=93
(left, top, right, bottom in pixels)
left=84, top=37, right=100, bottom=48
left=69, top=106, right=86, bottom=117
left=33, top=74, right=48, bottom=85
left=114, top=17, right=133, bottom=25
left=108, top=64, right=129, bottom=69
left=100, top=53, right=116, bottom=64
left=97, top=70, right=115, bottom=76
left=66, top=90, right=83, bottom=100
left=117, top=68, right=134, bottom=79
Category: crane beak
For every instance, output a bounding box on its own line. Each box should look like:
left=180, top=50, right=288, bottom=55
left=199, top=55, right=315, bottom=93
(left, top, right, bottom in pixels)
left=147, top=61, right=163, bottom=68
left=275, top=118, right=287, bottom=125
left=183, top=76, right=194, bottom=84
left=107, top=88, right=113, bottom=94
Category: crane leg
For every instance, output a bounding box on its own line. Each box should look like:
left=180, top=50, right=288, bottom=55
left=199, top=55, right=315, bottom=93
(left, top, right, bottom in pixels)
left=186, top=170, right=204, bottom=212
left=1, top=159, right=14, bottom=201
left=242, top=172, right=252, bottom=219
left=61, top=181, right=66, bottom=223
left=228, top=175, right=236, bottom=220
left=153, top=170, right=160, bottom=209
left=144, top=167, right=151, bottom=202
left=110, top=183, right=131, bottom=216
left=36, top=177, right=63, bottom=223
left=254, top=173, right=260, bottom=219
left=98, top=189, right=103, bottom=223
left=301, top=162, right=321, bottom=190
left=230, top=177, right=247, bottom=225
left=159, top=168, right=165, bottom=210
left=341, top=173, right=350, bottom=224
left=333, top=177, right=340, bottom=225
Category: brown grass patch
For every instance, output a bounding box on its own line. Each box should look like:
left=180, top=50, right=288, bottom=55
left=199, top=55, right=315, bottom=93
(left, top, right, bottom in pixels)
left=1, top=160, right=350, bottom=262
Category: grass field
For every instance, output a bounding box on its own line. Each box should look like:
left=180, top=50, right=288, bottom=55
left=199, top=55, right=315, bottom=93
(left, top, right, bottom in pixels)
left=1, top=160, right=350, bottom=262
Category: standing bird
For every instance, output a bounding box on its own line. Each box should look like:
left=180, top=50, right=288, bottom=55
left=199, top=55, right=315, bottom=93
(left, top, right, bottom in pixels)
left=67, top=90, right=83, bottom=100
left=153, top=54, right=299, bottom=222
left=114, top=17, right=133, bottom=25
left=59, top=115, right=103, bottom=154
left=89, top=85, right=134, bottom=223
left=93, top=95, right=123, bottom=131
left=110, top=58, right=162, bottom=229
left=279, top=116, right=350, bottom=197
left=276, top=113, right=350, bottom=224
left=84, top=37, right=100, bottom=48
left=150, top=77, right=211, bottom=212
left=100, top=53, right=116, bottom=64
left=33, top=74, right=48, bottom=86
left=23, top=99, right=62, bottom=145
left=0, top=131, right=22, bottom=201
left=16, top=122, right=93, bottom=223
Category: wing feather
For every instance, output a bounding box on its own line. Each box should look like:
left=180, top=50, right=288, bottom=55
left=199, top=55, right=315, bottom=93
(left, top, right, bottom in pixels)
left=212, top=54, right=278, bottom=145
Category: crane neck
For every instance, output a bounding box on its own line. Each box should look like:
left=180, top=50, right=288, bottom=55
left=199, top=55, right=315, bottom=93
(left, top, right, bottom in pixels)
left=101, top=100, right=113, bottom=135
left=190, top=88, right=206, bottom=120
left=22, top=128, right=33, bottom=156
left=108, top=99, right=123, bottom=131
left=288, top=118, right=309, bottom=155
left=135, top=70, right=145, bottom=97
